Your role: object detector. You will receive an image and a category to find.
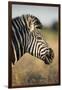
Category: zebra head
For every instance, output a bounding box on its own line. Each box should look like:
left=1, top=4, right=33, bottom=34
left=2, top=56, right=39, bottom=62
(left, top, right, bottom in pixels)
left=27, top=15, right=54, bottom=65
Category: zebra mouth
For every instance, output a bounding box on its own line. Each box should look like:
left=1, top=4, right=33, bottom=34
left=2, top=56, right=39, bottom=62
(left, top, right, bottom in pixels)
left=44, top=57, right=53, bottom=64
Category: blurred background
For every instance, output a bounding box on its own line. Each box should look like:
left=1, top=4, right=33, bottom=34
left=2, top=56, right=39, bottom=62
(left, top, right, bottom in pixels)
left=12, top=4, right=58, bottom=26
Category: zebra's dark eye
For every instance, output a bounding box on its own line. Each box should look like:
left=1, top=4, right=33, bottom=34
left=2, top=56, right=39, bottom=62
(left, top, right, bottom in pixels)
left=37, top=37, right=42, bottom=39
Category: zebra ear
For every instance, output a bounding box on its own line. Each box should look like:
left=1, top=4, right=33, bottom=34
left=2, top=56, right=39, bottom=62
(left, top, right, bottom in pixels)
left=27, top=16, right=34, bottom=32
left=27, top=17, right=31, bottom=29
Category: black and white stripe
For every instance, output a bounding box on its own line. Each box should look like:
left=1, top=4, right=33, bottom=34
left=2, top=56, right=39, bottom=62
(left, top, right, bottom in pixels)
left=11, top=14, right=54, bottom=65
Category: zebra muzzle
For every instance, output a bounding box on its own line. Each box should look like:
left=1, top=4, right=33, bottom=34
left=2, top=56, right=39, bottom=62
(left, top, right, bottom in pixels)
left=44, top=48, right=54, bottom=64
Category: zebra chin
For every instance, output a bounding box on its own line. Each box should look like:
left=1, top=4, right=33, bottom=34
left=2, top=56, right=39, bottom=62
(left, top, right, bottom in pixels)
left=42, top=48, right=54, bottom=65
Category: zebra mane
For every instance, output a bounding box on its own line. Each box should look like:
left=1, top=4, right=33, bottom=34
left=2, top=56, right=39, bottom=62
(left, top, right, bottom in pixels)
left=12, top=14, right=43, bottom=32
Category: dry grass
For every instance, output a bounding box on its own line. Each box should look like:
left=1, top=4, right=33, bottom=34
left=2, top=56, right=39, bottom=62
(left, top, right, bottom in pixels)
left=12, top=53, right=50, bottom=87
left=12, top=30, right=59, bottom=87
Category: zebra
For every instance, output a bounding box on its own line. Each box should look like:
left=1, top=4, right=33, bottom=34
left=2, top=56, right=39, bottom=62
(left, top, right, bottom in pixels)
left=11, top=14, right=54, bottom=65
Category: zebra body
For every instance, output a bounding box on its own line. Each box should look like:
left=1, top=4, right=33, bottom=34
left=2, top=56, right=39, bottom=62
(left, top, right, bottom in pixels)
left=11, top=14, right=54, bottom=65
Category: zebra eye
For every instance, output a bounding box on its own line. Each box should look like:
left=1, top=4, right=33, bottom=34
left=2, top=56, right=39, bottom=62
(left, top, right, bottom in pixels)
left=37, top=37, right=42, bottom=39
